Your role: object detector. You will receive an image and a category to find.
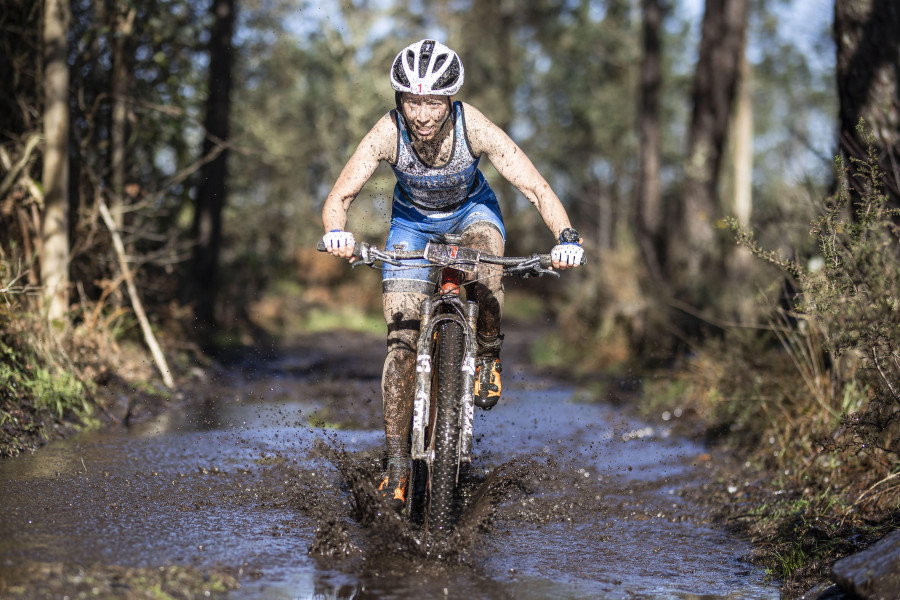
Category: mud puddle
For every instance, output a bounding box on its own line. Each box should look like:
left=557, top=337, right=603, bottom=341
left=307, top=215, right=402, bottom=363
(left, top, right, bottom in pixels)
left=0, top=333, right=779, bottom=599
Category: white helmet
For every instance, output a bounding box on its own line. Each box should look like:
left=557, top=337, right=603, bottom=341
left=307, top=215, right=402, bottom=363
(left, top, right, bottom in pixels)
left=390, top=39, right=464, bottom=96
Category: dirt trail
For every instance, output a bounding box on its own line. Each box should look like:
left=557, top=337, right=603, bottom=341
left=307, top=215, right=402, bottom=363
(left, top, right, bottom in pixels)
left=0, top=326, right=779, bottom=599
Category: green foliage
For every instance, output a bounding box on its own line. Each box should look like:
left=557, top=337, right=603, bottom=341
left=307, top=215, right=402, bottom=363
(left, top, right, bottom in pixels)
left=0, top=262, right=101, bottom=456
left=24, top=367, right=93, bottom=420
left=0, top=336, right=94, bottom=420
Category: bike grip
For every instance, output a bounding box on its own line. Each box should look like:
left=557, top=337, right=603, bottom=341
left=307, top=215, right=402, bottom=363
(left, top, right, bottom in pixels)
left=317, top=239, right=364, bottom=260
left=539, top=253, right=586, bottom=268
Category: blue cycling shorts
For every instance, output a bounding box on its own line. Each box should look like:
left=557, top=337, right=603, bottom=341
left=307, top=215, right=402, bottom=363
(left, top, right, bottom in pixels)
left=382, top=182, right=505, bottom=294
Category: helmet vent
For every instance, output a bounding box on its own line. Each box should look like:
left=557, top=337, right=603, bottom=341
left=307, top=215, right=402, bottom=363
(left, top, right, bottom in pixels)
left=393, top=58, right=410, bottom=87
left=418, top=40, right=436, bottom=78
left=433, top=56, right=460, bottom=91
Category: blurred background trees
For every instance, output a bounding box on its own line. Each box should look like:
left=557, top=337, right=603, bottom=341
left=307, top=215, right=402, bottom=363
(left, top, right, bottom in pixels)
left=0, top=0, right=861, bottom=354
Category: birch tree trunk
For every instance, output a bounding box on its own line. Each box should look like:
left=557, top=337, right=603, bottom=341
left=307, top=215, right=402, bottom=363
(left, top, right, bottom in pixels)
left=41, top=0, right=71, bottom=322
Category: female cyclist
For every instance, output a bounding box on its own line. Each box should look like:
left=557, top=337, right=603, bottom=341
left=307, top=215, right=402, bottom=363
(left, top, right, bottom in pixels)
left=321, top=39, right=584, bottom=509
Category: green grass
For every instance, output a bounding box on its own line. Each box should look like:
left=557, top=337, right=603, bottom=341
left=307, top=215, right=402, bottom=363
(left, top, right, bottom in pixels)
left=767, top=541, right=807, bottom=582
left=25, top=366, right=93, bottom=419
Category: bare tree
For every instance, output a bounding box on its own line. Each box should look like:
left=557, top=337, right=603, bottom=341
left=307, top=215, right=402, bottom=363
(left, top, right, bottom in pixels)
left=669, top=0, right=750, bottom=296
left=190, top=0, right=236, bottom=332
left=110, top=4, right=136, bottom=231
left=834, top=0, right=900, bottom=205
left=636, top=0, right=664, bottom=282
left=41, top=0, right=71, bottom=322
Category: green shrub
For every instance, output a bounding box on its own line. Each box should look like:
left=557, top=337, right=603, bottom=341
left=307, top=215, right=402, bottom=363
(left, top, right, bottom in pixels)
left=732, top=124, right=900, bottom=463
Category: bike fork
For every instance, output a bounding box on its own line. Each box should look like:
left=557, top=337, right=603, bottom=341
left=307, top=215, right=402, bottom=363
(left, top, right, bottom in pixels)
left=458, top=301, right=478, bottom=464
left=410, top=270, right=479, bottom=466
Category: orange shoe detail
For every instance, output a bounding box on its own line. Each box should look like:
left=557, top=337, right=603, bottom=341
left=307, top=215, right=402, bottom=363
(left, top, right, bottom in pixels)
left=378, top=467, right=408, bottom=509
left=474, top=357, right=502, bottom=409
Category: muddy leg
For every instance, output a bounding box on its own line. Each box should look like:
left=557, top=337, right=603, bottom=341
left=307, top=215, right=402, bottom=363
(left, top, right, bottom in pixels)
left=461, top=223, right=504, bottom=352
left=382, top=291, right=427, bottom=460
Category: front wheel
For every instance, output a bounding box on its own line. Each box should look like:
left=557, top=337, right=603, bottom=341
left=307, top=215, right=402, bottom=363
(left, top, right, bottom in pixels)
left=427, top=318, right=464, bottom=535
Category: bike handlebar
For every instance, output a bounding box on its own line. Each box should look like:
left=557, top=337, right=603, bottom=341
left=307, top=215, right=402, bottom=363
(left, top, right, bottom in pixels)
left=316, top=240, right=581, bottom=278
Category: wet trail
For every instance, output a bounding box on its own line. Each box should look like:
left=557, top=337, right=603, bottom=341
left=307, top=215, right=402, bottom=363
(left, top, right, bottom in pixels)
left=0, top=330, right=779, bottom=599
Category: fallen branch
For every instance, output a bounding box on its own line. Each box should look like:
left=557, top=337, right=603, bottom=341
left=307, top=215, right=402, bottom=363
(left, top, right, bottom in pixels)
left=98, top=200, right=175, bottom=389
left=0, top=133, right=42, bottom=200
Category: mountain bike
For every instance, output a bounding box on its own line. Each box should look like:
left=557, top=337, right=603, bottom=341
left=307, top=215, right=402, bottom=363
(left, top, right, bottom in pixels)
left=318, top=234, right=567, bottom=538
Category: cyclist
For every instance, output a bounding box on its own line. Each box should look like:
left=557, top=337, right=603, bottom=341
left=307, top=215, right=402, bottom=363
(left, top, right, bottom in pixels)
left=321, top=39, right=583, bottom=510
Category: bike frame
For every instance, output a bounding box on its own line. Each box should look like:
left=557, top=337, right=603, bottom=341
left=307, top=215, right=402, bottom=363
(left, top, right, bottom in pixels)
left=410, top=251, right=479, bottom=469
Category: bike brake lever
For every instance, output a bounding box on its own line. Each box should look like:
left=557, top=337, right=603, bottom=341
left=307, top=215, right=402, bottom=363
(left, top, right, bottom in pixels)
left=504, top=263, right=561, bottom=279
left=528, top=267, right=561, bottom=279
left=349, top=243, right=376, bottom=268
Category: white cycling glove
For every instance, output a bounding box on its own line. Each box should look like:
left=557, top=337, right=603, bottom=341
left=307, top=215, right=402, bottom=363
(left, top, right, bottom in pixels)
left=551, top=243, right=584, bottom=266
left=323, top=229, right=355, bottom=251
left=551, top=227, right=584, bottom=267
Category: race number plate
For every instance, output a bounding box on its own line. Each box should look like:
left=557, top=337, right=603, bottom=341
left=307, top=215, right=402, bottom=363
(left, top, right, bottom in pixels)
left=424, top=243, right=480, bottom=274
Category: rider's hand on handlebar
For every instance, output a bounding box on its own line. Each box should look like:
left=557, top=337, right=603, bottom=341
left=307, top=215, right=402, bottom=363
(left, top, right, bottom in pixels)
left=551, top=227, right=584, bottom=270
left=323, top=229, right=356, bottom=260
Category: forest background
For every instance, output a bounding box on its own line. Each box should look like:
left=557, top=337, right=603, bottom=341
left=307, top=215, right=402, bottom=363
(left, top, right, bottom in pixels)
left=1, top=0, right=898, bottom=595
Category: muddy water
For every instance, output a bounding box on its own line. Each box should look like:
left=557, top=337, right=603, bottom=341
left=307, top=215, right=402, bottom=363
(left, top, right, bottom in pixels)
left=0, top=334, right=778, bottom=599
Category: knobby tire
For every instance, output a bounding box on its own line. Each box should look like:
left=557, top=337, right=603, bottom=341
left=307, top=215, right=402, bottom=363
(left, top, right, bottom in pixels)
left=428, top=318, right=464, bottom=535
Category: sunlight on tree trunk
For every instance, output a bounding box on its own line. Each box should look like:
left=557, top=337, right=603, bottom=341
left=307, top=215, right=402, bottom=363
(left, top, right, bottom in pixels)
left=41, top=0, right=71, bottom=323
left=731, top=50, right=753, bottom=227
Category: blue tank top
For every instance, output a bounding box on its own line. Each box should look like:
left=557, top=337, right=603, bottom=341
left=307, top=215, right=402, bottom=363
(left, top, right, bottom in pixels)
left=390, top=102, right=486, bottom=211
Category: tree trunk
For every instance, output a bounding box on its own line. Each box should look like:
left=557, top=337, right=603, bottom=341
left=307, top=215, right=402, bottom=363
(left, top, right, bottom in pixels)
left=636, top=0, right=664, bottom=281
left=731, top=50, right=753, bottom=226
left=191, top=0, right=236, bottom=331
left=110, top=6, right=136, bottom=231
left=671, top=0, right=749, bottom=294
left=834, top=0, right=900, bottom=205
left=41, top=0, right=71, bottom=322
left=453, top=0, right=521, bottom=248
